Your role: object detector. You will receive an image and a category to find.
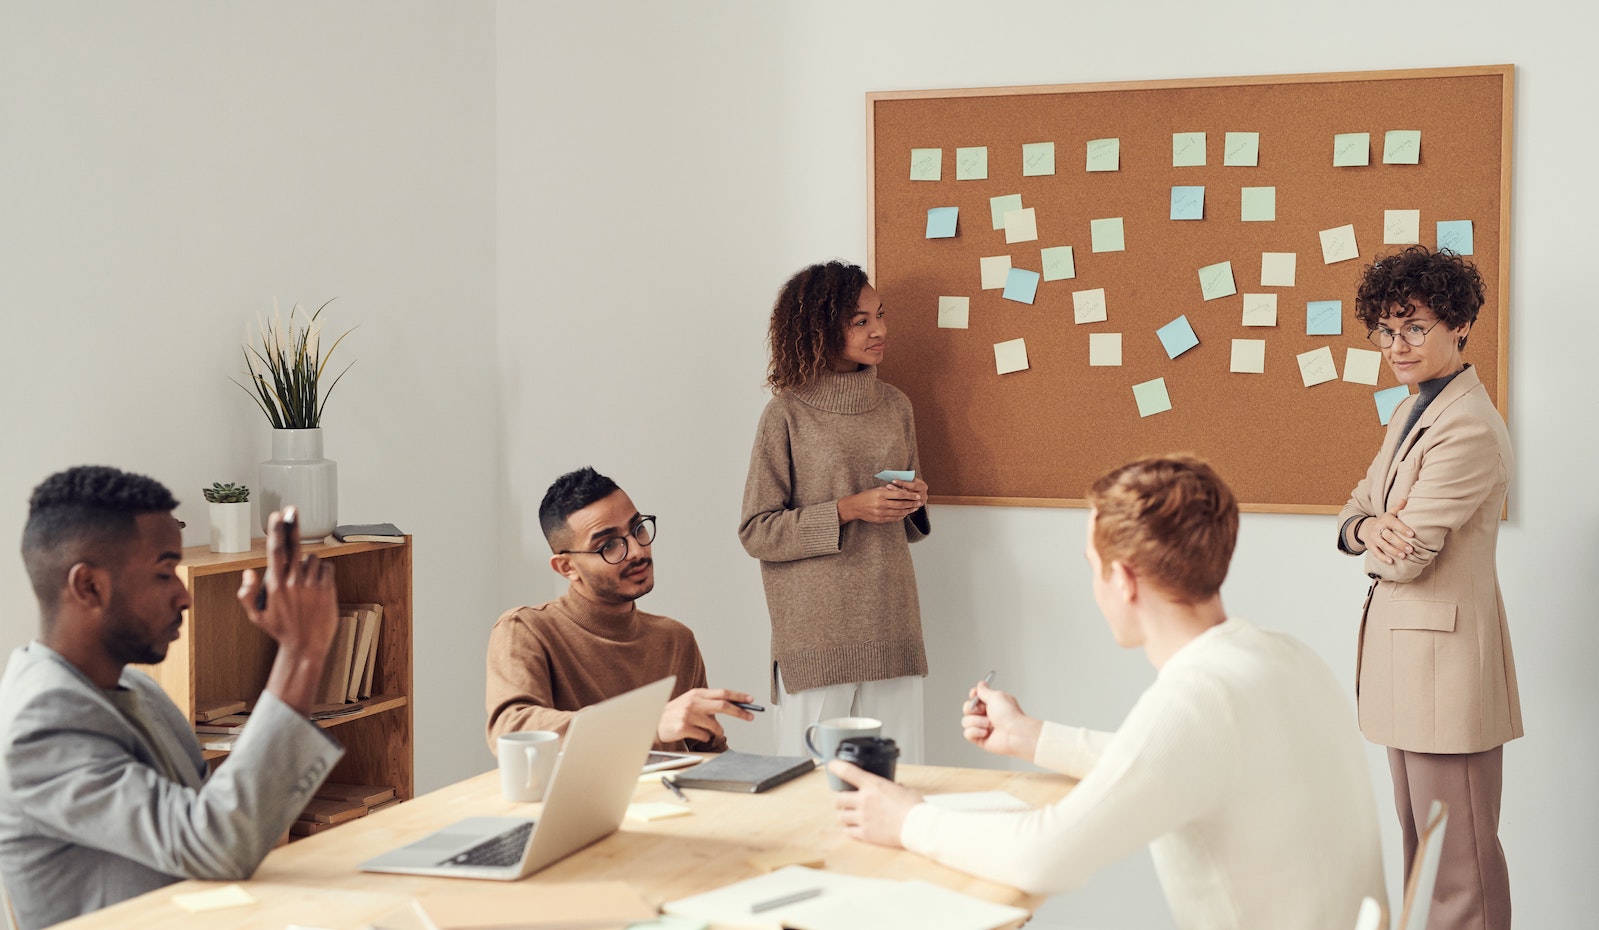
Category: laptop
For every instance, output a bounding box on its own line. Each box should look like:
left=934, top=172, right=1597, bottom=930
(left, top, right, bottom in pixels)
left=359, top=676, right=673, bottom=880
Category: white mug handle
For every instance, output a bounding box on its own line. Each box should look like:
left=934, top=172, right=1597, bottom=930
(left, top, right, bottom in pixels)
left=524, top=745, right=538, bottom=790
left=804, top=724, right=823, bottom=761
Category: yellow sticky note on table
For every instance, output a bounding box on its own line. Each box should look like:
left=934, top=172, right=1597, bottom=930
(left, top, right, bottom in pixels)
left=1297, top=346, right=1338, bottom=387
left=1231, top=339, right=1266, bottom=374
left=627, top=802, right=692, bottom=822
left=1343, top=348, right=1383, bottom=385
left=1242, top=293, right=1277, bottom=327
left=980, top=255, right=1011, bottom=290
left=173, top=884, right=256, bottom=912
left=994, top=339, right=1029, bottom=375
left=1384, top=209, right=1420, bottom=244
left=1089, top=333, right=1122, bottom=367
left=1320, top=224, right=1359, bottom=264
left=1261, top=251, right=1296, bottom=287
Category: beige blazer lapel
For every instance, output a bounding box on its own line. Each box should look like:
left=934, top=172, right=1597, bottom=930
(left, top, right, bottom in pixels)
left=1379, top=365, right=1482, bottom=512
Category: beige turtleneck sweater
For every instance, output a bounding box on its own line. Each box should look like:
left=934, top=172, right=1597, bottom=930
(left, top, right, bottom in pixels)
left=739, top=365, right=931, bottom=700
left=484, top=590, right=725, bottom=752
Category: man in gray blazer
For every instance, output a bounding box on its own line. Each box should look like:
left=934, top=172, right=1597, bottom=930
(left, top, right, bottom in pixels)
left=0, top=466, right=345, bottom=930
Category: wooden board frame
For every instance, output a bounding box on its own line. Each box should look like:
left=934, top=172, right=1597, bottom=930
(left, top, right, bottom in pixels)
left=867, top=66, right=1512, bottom=513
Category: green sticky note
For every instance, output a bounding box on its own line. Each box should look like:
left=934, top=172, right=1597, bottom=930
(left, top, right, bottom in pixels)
left=1334, top=132, right=1370, bottom=167
left=1040, top=246, right=1076, bottom=281
left=1198, top=261, right=1236, bottom=301
left=989, top=193, right=1022, bottom=231
left=1172, top=132, right=1206, bottom=167
left=1022, top=142, right=1055, bottom=177
left=1091, top=217, right=1125, bottom=252
left=910, top=148, right=942, bottom=181
left=956, top=146, right=988, bottom=180
left=1224, top=132, right=1260, bottom=167
left=1240, top=186, right=1276, bottom=222
left=1086, top=138, right=1119, bottom=172
left=1383, top=130, right=1421, bottom=165
left=1133, top=378, right=1172, bottom=417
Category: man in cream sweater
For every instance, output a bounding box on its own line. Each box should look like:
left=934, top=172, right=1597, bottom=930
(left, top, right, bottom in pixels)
left=832, top=455, right=1385, bottom=930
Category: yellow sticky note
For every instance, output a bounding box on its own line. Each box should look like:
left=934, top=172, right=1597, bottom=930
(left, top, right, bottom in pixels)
left=1133, top=378, right=1172, bottom=417
left=1297, top=346, right=1338, bottom=387
left=1384, top=209, right=1420, bottom=245
left=937, top=296, right=970, bottom=329
left=1089, top=333, right=1122, bottom=367
left=1320, top=224, right=1359, bottom=264
left=1003, top=208, right=1038, bottom=244
left=1022, top=142, right=1055, bottom=177
left=1091, top=217, right=1125, bottom=253
left=994, top=338, right=1029, bottom=375
left=626, top=802, right=692, bottom=822
left=1040, top=246, right=1075, bottom=281
left=910, top=148, right=942, bottom=181
left=1172, top=132, right=1206, bottom=167
left=1383, top=130, right=1421, bottom=165
left=1072, top=287, right=1107, bottom=324
left=1224, top=131, right=1260, bottom=167
left=1086, top=138, right=1120, bottom=172
left=1334, top=132, right=1370, bottom=167
left=1343, top=348, right=1383, bottom=385
left=173, top=884, right=256, bottom=913
left=1199, top=261, right=1236, bottom=301
left=1231, top=339, right=1266, bottom=374
left=980, top=255, right=1011, bottom=290
left=1261, top=251, right=1296, bottom=287
left=1240, top=187, right=1275, bottom=222
left=956, top=146, right=988, bottom=180
left=1241, top=293, right=1278, bottom=327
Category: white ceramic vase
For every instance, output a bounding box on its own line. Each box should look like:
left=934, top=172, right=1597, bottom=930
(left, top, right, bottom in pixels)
left=259, top=428, right=338, bottom=542
left=207, top=501, right=252, bottom=553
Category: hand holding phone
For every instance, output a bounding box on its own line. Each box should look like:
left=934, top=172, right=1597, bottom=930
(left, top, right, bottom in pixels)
left=256, top=506, right=299, bottom=610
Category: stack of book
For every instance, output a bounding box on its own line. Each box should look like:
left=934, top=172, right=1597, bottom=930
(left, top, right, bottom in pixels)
left=291, top=782, right=399, bottom=837
left=194, top=711, right=251, bottom=752
left=315, top=602, right=384, bottom=706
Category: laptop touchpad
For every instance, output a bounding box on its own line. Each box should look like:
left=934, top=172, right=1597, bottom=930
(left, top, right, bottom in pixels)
left=411, top=830, right=483, bottom=851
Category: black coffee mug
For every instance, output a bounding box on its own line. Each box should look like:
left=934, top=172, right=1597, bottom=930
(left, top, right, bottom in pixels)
left=834, top=736, right=899, bottom=791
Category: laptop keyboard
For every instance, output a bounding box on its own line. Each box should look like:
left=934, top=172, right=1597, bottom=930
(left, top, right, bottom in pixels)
left=442, top=821, right=535, bottom=868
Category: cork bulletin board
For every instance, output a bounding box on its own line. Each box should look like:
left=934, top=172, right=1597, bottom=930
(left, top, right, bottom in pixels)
left=868, top=66, right=1512, bottom=513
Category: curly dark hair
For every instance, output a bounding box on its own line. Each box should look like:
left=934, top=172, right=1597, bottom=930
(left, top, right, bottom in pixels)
left=766, top=260, right=869, bottom=392
left=538, top=466, right=620, bottom=550
left=21, top=465, right=179, bottom=617
left=1355, top=245, right=1485, bottom=349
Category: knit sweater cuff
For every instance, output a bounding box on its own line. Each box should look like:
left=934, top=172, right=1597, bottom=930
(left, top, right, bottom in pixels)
left=797, top=501, right=842, bottom=556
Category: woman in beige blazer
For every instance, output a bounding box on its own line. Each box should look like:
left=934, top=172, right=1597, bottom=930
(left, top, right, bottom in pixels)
left=1337, top=246, right=1519, bottom=930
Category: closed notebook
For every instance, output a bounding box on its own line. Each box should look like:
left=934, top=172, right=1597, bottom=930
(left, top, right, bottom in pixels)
left=671, top=751, right=814, bottom=794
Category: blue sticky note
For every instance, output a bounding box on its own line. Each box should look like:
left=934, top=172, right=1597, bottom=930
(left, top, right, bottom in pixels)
left=1157, top=315, right=1200, bottom=358
left=1170, top=186, right=1205, bottom=220
left=1437, top=220, right=1474, bottom=255
left=1374, top=385, right=1412, bottom=426
left=926, top=206, right=958, bottom=239
left=1003, top=267, right=1041, bottom=305
left=1306, top=300, right=1343, bottom=336
left=875, top=470, right=915, bottom=482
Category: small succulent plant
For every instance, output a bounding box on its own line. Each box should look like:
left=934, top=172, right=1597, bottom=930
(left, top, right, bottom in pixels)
left=202, top=482, right=251, bottom=504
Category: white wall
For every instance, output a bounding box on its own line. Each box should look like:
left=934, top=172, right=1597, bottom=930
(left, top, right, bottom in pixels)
left=498, top=2, right=1597, bottom=928
left=0, top=1, right=501, bottom=794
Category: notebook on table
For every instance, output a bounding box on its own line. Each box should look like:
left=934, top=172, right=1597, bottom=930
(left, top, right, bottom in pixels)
left=357, top=676, right=673, bottom=880
left=670, top=750, right=815, bottom=794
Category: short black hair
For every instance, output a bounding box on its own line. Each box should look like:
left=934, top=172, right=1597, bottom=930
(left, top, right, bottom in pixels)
left=1355, top=245, right=1486, bottom=349
left=538, top=467, right=620, bottom=550
left=21, top=465, right=179, bottom=617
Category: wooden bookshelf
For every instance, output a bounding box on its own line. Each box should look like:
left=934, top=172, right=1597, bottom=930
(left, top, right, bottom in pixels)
left=137, top=537, right=414, bottom=800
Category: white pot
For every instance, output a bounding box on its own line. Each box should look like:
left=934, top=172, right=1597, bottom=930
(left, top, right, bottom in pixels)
left=259, top=428, right=339, bottom=542
left=208, top=501, right=252, bottom=553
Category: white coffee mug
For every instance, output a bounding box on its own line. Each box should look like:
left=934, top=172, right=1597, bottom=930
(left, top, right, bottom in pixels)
left=497, top=730, right=559, bottom=802
left=803, top=716, right=882, bottom=790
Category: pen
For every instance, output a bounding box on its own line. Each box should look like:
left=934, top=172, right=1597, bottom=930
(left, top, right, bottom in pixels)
left=661, top=775, right=690, bottom=804
left=967, top=670, right=996, bottom=714
left=750, top=887, right=823, bottom=913
left=732, top=701, right=765, bottom=713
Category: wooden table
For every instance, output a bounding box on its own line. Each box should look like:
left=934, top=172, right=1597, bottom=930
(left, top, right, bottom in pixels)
left=55, top=763, right=1075, bottom=929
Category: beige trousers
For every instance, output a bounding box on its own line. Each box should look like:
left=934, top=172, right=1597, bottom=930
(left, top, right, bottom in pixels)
left=1387, top=746, right=1510, bottom=930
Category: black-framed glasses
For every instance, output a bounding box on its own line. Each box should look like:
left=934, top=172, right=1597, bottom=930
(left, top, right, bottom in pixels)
left=1368, top=318, right=1445, bottom=349
left=558, top=516, right=657, bottom=564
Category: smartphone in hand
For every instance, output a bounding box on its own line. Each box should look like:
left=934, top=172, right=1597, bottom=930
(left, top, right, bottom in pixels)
left=256, top=507, right=299, bottom=610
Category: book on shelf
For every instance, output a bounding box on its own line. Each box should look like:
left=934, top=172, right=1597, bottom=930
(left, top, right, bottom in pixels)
left=199, top=734, right=240, bottom=752
left=670, top=751, right=815, bottom=794
left=332, top=523, right=405, bottom=543
left=313, top=602, right=384, bottom=706
left=296, top=796, right=368, bottom=825
left=315, top=610, right=360, bottom=705
left=347, top=602, right=383, bottom=701
left=314, top=782, right=396, bottom=806
left=288, top=819, right=339, bottom=837
left=194, top=699, right=248, bottom=722
left=193, top=714, right=250, bottom=735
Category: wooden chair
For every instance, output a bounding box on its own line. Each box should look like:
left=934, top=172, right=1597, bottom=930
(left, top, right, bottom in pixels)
left=1397, top=800, right=1449, bottom=930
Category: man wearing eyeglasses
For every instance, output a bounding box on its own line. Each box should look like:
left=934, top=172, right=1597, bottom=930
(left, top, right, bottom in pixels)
left=485, top=467, right=755, bottom=752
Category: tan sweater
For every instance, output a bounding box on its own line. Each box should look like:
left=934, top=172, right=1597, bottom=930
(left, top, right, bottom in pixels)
left=484, top=591, right=725, bottom=752
left=739, top=365, right=930, bottom=699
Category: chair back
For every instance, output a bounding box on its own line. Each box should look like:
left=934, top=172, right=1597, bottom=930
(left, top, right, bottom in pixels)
left=1397, top=799, right=1449, bottom=930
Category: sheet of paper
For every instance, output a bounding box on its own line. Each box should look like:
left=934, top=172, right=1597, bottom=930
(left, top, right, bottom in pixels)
left=1437, top=220, right=1474, bottom=255
left=1297, top=345, right=1338, bottom=387
left=1383, top=130, right=1421, bottom=165
left=1224, top=131, right=1260, bottom=167
left=1003, top=207, right=1038, bottom=243
left=795, top=879, right=1029, bottom=930
left=1072, top=287, right=1107, bottom=324
left=1091, top=217, right=1125, bottom=252
left=925, top=206, right=958, bottom=239
left=1199, top=261, right=1237, bottom=301
left=1089, top=332, right=1122, bottom=366
left=1022, top=141, right=1055, bottom=176
left=924, top=791, right=1031, bottom=812
left=1133, top=378, right=1172, bottom=417
left=979, top=255, right=1011, bottom=290
left=1003, top=267, right=1040, bottom=304
left=955, top=146, right=988, bottom=180
left=988, top=193, right=1022, bottom=230
left=1157, top=315, right=1200, bottom=358
left=1343, top=347, right=1382, bottom=385
left=1306, top=300, right=1343, bottom=336
left=1241, top=186, right=1276, bottom=222
left=1086, top=137, right=1120, bottom=172
left=1242, top=293, right=1278, bottom=326
left=1333, top=132, right=1370, bottom=167
left=626, top=802, right=692, bottom=822
left=910, top=148, right=942, bottom=181
left=1172, top=131, right=1206, bottom=167
left=1040, top=245, right=1076, bottom=281
left=1384, top=209, right=1420, bottom=244
left=1374, top=384, right=1411, bottom=426
left=1231, top=339, right=1266, bottom=374
left=1320, top=224, right=1359, bottom=264
left=1261, top=251, right=1296, bottom=287
left=1170, top=186, right=1204, bottom=220
left=173, top=884, right=256, bottom=913
left=994, top=338, right=1029, bottom=374
left=937, top=296, right=970, bottom=329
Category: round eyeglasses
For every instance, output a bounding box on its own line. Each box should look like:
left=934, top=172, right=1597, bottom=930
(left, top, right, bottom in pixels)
left=1368, top=318, right=1445, bottom=349
left=558, top=516, right=657, bottom=564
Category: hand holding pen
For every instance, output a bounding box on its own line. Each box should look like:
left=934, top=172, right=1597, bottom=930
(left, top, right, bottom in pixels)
left=961, top=671, right=1044, bottom=762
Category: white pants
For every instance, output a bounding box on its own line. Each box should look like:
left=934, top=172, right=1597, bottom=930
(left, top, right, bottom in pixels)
left=774, top=667, right=924, bottom=765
